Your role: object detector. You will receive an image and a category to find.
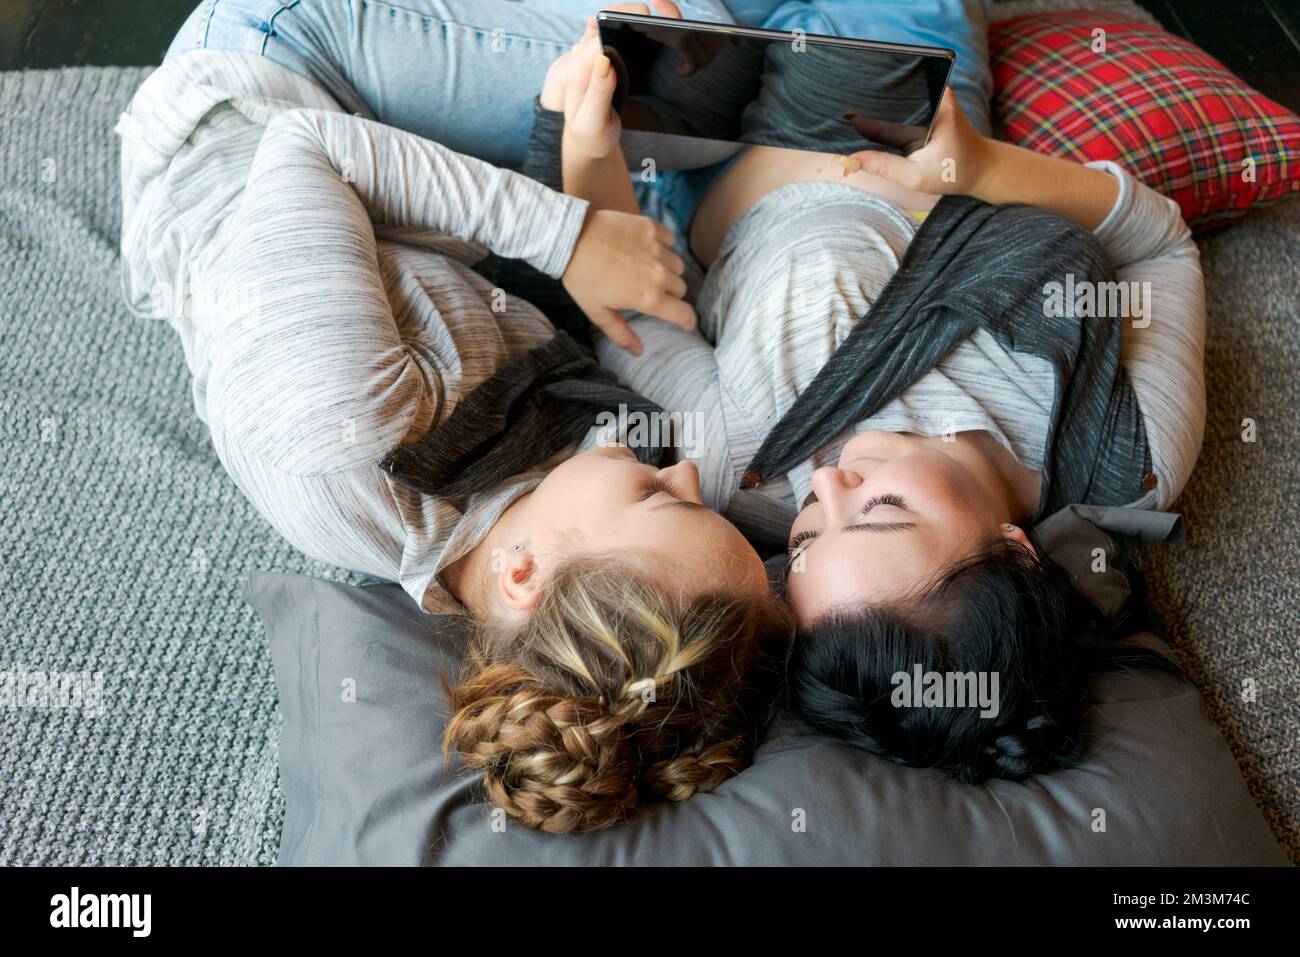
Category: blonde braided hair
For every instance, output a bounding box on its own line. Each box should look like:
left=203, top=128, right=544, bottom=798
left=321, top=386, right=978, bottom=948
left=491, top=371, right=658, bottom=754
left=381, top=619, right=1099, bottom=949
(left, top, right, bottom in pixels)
left=443, top=557, right=792, bottom=834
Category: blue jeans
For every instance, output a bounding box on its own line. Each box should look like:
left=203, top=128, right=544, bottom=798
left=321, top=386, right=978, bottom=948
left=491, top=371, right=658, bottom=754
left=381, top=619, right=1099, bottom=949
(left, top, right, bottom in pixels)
left=164, top=0, right=736, bottom=170
left=165, top=0, right=992, bottom=226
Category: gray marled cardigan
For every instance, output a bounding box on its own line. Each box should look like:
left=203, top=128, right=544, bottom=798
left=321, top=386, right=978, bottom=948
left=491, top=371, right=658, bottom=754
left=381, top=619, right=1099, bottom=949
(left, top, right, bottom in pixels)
left=438, top=105, right=1150, bottom=520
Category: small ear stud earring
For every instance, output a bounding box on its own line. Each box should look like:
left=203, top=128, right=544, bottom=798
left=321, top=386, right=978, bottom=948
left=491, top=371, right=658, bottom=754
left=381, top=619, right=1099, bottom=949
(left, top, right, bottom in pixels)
left=513, top=543, right=525, bottom=552
left=1004, top=524, right=1016, bottom=532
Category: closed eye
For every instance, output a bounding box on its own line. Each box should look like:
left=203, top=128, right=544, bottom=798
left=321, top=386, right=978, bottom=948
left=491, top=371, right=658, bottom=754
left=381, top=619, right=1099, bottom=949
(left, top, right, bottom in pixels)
left=787, top=493, right=908, bottom=555
left=787, top=529, right=819, bottom=555
left=860, top=493, right=907, bottom=515
left=640, top=477, right=677, bottom=502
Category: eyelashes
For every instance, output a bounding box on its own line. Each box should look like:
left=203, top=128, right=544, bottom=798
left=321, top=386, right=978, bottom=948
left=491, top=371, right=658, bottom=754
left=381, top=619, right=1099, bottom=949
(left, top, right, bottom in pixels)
left=787, top=529, right=818, bottom=555
left=860, top=493, right=906, bottom=515
left=787, top=493, right=909, bottom=554
left=640, top=477, right=678, bottom=501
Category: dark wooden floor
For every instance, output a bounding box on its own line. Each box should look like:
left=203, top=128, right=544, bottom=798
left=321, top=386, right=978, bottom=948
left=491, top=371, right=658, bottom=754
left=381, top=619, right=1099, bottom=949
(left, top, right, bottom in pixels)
left=1140, top=0, right=1300, bottom=110
left=2, top=0, right=1297, bottom=112
left=0, top=0, right=196, bottom=71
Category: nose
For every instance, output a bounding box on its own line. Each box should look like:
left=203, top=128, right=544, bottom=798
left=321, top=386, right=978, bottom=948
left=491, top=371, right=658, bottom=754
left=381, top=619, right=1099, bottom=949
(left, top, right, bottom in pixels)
left=809, top=466, right=862, bottom=517
left=660, top=459, right=703, bottom=503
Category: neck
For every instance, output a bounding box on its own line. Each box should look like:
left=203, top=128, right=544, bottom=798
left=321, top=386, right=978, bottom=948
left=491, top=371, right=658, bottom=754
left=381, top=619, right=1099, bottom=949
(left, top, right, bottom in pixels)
left=441, top=491, right=533, bottom=617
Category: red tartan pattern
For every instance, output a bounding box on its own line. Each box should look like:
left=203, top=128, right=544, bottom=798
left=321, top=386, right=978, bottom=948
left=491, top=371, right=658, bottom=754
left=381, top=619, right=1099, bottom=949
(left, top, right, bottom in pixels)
left=990, top=11, right=1300, bottom=233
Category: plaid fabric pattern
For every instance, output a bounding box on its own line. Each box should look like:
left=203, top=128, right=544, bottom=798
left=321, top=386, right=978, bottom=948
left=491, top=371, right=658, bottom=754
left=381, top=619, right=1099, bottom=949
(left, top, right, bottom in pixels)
left=990, top=11, right=1300, bottom=233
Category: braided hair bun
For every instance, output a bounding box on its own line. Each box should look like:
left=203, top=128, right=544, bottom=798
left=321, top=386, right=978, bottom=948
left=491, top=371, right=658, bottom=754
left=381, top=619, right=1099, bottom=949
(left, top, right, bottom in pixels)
left=444, top=559, right=791, bottom=834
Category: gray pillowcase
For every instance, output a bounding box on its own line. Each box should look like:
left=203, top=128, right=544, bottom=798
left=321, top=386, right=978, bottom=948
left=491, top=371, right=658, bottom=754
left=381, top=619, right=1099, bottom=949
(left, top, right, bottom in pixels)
left=248, top=508, right=1285, bottom=866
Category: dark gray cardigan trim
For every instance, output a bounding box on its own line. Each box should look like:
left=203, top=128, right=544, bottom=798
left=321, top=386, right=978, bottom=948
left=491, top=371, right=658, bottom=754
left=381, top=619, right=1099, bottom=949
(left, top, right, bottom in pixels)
left=742, top=194, right=1151, bottom=518
left=380, top=332, right=666, bottom=499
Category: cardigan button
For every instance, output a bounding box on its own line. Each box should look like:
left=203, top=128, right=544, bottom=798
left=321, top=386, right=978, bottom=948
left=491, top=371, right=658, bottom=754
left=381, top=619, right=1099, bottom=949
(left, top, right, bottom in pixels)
left=1142, top=473, right=1158, bottom=491
left=742, top=470, right=762, bottom=489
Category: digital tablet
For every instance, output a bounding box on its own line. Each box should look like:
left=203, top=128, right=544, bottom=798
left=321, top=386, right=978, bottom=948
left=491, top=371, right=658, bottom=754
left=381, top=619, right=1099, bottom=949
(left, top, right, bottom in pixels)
left=596, top=11, right=954, bottom=156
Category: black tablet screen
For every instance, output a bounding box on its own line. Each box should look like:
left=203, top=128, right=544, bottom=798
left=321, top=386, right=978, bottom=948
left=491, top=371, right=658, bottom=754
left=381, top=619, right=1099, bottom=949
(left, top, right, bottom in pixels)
left=599, top=15, right=952, bottom=158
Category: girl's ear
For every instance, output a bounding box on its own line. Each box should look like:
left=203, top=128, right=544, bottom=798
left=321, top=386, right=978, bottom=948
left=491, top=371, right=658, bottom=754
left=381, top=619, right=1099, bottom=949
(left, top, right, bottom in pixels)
left=496, top=548, right=545, bottom=613
left=1000, top=523, right=1038, bottom=559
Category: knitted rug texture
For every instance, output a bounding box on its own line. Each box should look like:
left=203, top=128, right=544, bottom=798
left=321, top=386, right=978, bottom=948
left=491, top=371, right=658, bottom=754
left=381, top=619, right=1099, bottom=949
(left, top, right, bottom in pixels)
left=0, top=65, right=364, bottom=865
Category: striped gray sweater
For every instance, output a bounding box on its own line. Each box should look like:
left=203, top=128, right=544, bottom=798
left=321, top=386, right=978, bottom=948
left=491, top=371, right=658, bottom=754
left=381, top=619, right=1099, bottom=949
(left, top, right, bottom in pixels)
left=117, top=50, right=593, bottom=613
left=601, top=163, right=1206, bottom=542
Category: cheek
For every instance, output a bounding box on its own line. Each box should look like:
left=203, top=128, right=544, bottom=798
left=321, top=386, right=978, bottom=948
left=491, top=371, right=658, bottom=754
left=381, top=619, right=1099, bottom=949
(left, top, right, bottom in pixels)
left=913, top=454, right=980, bottom=505
left=535, top=471, right=622, bottom=528
left=570, top=460, right=631, bottom=505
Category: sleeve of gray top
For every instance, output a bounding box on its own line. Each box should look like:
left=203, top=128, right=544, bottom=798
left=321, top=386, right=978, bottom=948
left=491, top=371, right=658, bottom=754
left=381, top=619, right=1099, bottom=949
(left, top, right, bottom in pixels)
left=498, top=99, right=591, bottom=340
left=521, top=97, right=565, bottom=192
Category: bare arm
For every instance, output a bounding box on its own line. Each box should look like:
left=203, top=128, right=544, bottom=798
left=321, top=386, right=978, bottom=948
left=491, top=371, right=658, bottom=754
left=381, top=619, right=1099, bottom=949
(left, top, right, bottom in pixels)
left=541, top=0, right=715, bottom=216
left=562, top=140, right=641, bottom=215
left=967, top=138, right=1118, bottom=230
left=535, top=9, right=696, bottom=350
left=851, top=89, right=1119, bottom=230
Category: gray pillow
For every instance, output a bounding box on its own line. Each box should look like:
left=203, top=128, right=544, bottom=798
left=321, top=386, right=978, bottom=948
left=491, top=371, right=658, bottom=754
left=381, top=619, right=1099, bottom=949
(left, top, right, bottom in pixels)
left=248, top=508, right=1285, bottom=866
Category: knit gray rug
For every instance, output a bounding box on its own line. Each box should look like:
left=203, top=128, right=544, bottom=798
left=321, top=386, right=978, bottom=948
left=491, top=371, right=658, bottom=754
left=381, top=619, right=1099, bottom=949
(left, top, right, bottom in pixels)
left=0, top=66, right=364, bottom=865
left=1140, top=198, right=1300, bottom=863
left=993, top=0, right=1300, bottom=864
left=0, top=65, right=1295, bottom=865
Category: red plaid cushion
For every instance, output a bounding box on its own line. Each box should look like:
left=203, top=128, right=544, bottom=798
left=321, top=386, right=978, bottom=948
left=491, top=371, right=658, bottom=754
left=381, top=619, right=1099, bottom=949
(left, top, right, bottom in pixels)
left=990, top=11, right=1300, bottom=233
